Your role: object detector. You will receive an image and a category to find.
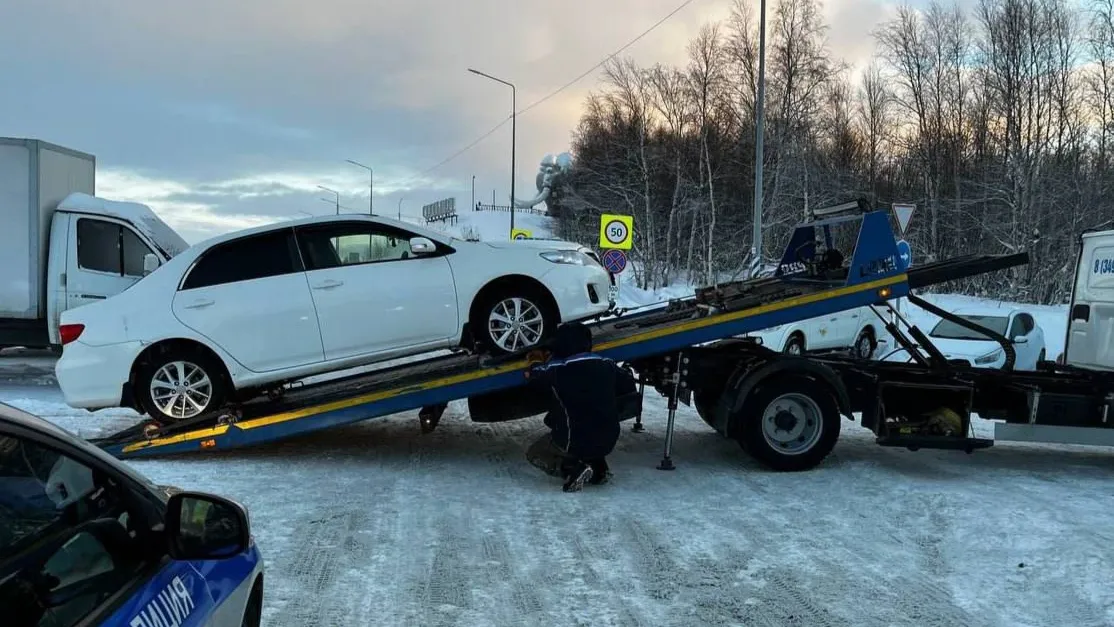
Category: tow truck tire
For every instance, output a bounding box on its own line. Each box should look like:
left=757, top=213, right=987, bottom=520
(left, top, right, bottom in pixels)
left=734, top=374, right=841, bottom=472
left=136, top=347, right=228, bottom=426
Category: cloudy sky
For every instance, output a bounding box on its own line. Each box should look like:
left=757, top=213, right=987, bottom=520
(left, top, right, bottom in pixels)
left=2, top=0, right=892, bottom=244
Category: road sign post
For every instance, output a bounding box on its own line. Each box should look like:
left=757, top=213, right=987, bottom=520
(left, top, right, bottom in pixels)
left=599, top=214, right=634, bottom=250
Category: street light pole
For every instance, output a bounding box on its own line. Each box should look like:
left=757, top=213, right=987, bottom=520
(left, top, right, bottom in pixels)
left=345, top=160, right=373, bottom=215
left=468, top=68, right=516, bottom=235
left=471, top=175, right=475, bottom=211
left=752, top=0, right=768, bottom=270
left=397, top=197, right=403, bottom=220
left=317, top=185, right=339, bottom=215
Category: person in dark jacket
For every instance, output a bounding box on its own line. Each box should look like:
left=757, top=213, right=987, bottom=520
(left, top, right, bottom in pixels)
left=524, top=321, right=637, bottom=492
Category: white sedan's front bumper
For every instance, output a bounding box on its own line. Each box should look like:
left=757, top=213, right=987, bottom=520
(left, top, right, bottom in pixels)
left=55, top=340, right=144, bottom=410
left=540, top=263, right=614, bottom=321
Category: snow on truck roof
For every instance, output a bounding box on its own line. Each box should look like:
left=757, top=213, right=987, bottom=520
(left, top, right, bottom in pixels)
left=58, top=192, right=190, bottom=258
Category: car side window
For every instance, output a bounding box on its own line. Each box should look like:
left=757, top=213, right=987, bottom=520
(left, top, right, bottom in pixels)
left=296, top=222, right=417, bottom=270
left=181, top=228, right=302, bottom=290
left=0, top=433, right=150, bottom=627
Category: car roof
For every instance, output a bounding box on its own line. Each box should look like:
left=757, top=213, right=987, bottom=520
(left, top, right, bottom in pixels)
left=191, top=213, right=451, bottom=251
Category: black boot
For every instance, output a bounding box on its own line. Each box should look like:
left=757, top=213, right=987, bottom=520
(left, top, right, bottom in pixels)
left=587, top=459, right=611, bottom=485
left=562, top=463, right=594, bottom=492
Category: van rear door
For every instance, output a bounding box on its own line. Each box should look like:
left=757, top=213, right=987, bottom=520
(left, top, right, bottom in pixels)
left=1064, top=230, right=1114, bottom=371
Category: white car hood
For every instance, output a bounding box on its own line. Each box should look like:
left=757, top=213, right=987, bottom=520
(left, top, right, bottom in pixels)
left=482, top=239, right=583, bottom=251
left=926, top=337, right=1002, bottom=360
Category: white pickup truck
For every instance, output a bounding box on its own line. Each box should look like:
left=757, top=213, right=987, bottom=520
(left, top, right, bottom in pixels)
left=746, top=305, right=879, bottom=359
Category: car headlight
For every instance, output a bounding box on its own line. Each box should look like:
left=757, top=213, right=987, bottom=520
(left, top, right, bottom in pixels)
left=974, top=349, right=1003, bottom=365
left=540, top=250, right=592, bottom=265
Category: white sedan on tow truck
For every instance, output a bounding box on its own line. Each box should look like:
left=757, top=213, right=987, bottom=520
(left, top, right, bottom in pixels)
left=54, top=214, right=614, bottom=424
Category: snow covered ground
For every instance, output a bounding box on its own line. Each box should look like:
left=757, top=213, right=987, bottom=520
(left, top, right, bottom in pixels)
left=3, top=289, right=1114, bottom=626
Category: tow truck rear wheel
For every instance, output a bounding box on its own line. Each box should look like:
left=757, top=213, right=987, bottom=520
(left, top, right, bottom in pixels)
left=136, top=347, right=228, bottom=426
left=734, top=374, right=841, bottom=471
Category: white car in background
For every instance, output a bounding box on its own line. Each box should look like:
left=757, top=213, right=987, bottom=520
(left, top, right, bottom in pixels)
left=749, top=305, right=880, bottom=360
left=54, top=214, right=614, bottom=423
left=881, top=307, right=1046, bottom=370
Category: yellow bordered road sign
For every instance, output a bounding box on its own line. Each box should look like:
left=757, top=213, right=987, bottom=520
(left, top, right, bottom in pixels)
left=599, top=214, right=633, bottom=250
left=511, top=228, right=533, bottom=240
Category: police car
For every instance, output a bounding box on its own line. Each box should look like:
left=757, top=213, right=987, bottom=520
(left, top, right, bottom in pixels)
left=0, top=401, right=264, bottom=626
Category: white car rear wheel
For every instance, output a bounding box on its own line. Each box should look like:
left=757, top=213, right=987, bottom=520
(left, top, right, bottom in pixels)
left=138, top=349, right=227, bottom=425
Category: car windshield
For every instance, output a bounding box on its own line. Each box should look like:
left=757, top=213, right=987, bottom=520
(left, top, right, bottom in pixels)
left=928, top=314, right=1010, bottom=340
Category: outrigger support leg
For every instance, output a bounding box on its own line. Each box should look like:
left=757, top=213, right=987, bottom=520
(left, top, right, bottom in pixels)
left=631, top=380, right=646, bottom=433
left=658, top=351, right=689, bottom=471
left=419, top=402, right=448, bottom=434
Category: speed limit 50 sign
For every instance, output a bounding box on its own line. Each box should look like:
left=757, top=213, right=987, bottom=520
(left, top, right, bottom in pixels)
left=598, top=214, right=633, bottom=250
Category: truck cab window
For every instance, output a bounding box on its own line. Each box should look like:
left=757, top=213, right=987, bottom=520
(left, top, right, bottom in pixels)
left=122, top=228, right=156, bottom=277
left=76, top=219, right=120, bottom=274
left=0, top=434, right=150, bottom=627
left=76, top=219, right=155, bottom=278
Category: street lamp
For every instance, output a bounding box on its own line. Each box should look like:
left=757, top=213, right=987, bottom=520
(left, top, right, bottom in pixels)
left=468, top=67, right=516, bottom=234
left=397, top=197, right=404, bottom=220
left=752, top=0, right=768, bottom=269
left=345, top=159, right=373, bottom=215
left=471, top=175, right=476, bottom=211
left=317, top=185, right=339, bottom=214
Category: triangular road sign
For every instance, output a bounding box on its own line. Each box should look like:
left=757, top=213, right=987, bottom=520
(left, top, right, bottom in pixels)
left=892, top=203, right=915, bottom=236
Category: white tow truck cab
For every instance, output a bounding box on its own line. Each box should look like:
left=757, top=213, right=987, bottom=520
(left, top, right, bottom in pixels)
left=0, top=138, right=188, bottom=350
left=1063, top=228, right=1114, bottom=372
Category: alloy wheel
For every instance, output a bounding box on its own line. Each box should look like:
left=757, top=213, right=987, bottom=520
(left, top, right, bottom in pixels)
left=149, top=360, right=213, bottom=420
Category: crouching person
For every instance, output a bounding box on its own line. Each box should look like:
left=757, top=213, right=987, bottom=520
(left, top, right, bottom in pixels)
left=524, top=322, right=637, bottom=492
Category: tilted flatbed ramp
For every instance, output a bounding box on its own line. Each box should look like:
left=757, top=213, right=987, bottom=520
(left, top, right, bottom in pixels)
left=92, top=209, right=1027, bottom=459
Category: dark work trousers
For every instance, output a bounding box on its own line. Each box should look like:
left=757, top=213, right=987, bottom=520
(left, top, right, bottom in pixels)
left=526, top=433, right=609, bottom=480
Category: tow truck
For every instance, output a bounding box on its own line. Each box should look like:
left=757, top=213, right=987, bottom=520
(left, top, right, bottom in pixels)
left=97, top=199, right=1107, bottom=472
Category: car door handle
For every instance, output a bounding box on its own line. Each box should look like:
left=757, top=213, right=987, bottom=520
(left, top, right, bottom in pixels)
left=183, top=299, right=214, bottom=309
left=312, top=279, right=344, bottom=290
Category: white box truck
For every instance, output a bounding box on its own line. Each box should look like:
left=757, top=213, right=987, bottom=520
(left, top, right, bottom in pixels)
left=0, top=138, right=188, bottom=350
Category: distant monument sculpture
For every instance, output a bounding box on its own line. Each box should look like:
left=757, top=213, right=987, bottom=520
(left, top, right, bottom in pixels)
left=510, top=152, right=573, bottom=216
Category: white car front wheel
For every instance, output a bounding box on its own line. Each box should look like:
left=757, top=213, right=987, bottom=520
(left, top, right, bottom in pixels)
left=473, top=288, right=557, bottom=356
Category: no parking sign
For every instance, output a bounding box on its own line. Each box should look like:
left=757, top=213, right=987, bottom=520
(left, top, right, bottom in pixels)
left=602, top=249, right=627, bottom=274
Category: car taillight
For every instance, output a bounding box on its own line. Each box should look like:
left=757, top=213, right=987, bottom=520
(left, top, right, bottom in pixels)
left=60, top=324, right=85, bottom=345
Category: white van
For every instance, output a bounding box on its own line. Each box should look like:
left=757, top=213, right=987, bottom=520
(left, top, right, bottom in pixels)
left=1063, top=229, right=1114, bottom=371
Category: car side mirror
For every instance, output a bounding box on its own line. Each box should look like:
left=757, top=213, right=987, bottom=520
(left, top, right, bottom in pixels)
left=165, top=491, right=250, bottom=560
left=142, top=253, right=161, bottom=275
left=1013, top=335, right=1029, bottom=344
left=409, top=237, right=436, bottom=255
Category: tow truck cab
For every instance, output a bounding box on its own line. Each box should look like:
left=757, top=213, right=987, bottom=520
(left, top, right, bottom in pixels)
left=1064, top=229, right=1114, bottom=371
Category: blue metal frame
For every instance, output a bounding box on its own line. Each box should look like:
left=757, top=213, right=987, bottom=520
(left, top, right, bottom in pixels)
left=103, top=210, right=908, bottom=459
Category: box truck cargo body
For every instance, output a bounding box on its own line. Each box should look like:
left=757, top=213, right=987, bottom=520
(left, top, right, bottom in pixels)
left=0, top=138, right=187, bottom=349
